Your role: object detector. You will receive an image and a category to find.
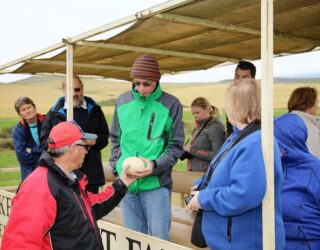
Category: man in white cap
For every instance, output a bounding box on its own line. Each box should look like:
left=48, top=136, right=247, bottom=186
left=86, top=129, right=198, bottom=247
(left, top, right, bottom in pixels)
left=2, top=121, right=146, bottom=250
left=109, top=54, right=184, bottom=240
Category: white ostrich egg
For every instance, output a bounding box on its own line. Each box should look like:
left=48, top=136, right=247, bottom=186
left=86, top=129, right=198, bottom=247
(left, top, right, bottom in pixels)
left=122, top=157, right=147, bottom=175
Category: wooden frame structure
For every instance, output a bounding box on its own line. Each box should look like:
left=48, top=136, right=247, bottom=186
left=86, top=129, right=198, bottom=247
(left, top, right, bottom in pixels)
left=1, top=0, right=319, bottom=248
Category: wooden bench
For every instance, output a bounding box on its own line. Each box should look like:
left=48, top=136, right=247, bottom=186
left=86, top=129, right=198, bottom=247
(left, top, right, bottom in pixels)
left=102, top=164, right=208, bottom=249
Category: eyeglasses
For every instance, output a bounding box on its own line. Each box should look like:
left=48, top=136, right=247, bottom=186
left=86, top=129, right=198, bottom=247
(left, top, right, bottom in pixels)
left=76, top=144, right=90, bottom=151
left=133, top=80, right=153, bottom=87
left=74, top=88, right=81, bottom=92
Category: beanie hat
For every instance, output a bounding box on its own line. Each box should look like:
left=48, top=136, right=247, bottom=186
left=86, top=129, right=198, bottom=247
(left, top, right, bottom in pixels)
left=130, top=55, right=161, bottom=81
left=47, top=121, right=97, bottom=149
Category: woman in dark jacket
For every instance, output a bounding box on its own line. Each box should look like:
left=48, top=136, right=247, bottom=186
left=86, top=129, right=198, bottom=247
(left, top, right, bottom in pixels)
left=181, top=97, right=225, bottom=172
left=12, top=96, right=45, bottom=181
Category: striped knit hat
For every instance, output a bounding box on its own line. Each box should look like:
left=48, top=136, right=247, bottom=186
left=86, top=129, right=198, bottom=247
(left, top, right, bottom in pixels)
left=130, top=55, right=161, bottom=81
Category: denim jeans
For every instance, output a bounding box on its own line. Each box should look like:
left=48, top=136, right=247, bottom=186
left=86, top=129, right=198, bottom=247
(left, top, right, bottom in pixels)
left=20, top=165, right=36, bottom=181
left=120, top=187, right=171, bottom=240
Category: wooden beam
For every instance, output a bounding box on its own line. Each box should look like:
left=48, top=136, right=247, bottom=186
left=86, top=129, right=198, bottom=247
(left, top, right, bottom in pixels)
left=261, top=0, right=275, bottom=249
left=27, top=59, right=132, bottom=72
left=65, top=40, right=74, bottom=121
left=0, top=167, right=19, bottom=173
left=0, top=186, right=18, bottom=192
left=76, top=41, right=239, bottom=63
left=156, top=13, right=320, bottom=45
left=0, top=42, right=65, bottom=71
left=26, top=59, right=173, bottom=75
left=0, top=69, right=14, bottom=74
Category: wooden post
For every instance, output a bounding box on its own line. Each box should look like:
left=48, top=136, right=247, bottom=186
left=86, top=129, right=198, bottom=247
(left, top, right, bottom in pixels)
left=65, top=39, right=74, bottom=121
left=261, top=0, right=275, bottom=249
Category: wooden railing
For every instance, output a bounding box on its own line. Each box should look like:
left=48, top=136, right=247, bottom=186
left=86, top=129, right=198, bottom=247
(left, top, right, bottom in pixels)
left=0, top=164, right=207, bottom=249
left=103, top=164, right=207, bottom=249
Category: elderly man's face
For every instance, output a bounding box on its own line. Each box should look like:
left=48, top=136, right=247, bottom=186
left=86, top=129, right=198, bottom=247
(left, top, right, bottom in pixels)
left=133, top=78, right=157, bottom=97
left=63, top=78, right=84, bottom=107
left=71, top=140, right=90, bottom=169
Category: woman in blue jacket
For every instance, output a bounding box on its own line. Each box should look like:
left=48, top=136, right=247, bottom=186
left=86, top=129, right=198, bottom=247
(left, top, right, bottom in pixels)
left=12, top=96, right=45, bottom=181
left=275, top=113, right=320, bottom=249
left=186, top=79, right=285, bottom=250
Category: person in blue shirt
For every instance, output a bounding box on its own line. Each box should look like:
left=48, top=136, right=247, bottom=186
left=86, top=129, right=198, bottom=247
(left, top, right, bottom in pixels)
left=186, top=79, right=285, bottom=250
left=12, top=96, right=45, bottom=181
left=275, top=113, right=320, bottom=250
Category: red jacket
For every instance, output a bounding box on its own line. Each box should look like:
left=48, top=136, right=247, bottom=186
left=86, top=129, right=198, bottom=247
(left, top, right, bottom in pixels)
left=1, top=152, right=127, bottom=250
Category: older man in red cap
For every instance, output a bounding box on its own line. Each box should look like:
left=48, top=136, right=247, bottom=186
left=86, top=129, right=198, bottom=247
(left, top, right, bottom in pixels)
left=2, top=121, right=147, bottom=250
left=109, top=54, right=185, bottom=240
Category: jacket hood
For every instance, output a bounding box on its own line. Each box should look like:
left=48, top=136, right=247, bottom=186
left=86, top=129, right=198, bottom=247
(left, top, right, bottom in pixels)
left=51, top=96, right=98, bottom=116
left=274, top=113, right=309, bottom=165
left=131, top=82, right=162, bottom=103
left=19, top=113, right=45, bottom=128
left=195, top=115, right=223, bottom=128
left=38, top=151, right=56, bottom=168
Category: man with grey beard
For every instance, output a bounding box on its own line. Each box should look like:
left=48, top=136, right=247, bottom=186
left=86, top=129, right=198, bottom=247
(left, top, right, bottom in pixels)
left=40, top=75, right=109, bottom=193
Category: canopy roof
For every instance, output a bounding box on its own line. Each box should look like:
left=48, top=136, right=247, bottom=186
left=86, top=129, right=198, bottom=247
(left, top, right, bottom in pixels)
left=1, top=0, right=320, bottom=80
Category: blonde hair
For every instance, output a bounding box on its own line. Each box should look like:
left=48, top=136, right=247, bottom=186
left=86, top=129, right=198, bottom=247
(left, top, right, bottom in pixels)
left=226, top=79, right=261, bottom=124
left=191, top=97, right=220, bottom=120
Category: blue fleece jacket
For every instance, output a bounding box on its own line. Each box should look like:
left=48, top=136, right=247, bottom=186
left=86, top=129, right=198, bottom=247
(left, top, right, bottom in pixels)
left=197, top=128, right=285, bottom=250
left=274, top=113, right=320, bottom=250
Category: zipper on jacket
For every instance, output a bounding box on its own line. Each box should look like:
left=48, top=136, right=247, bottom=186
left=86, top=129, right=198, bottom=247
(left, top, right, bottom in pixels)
left=79, top=188, right=103, bottom=249
left=298, top=226, right=311, bottom=250
left=227, top=216, right=232, bottom=242
left=75, top=187, right=102, bottom=249
left=73, top=192, right=88, bottom=220
left=147, top=112, right=155, bottom=141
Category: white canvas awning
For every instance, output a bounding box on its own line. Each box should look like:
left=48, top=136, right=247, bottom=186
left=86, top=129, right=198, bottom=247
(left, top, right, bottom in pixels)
left=1, top=0, right=319, bottom=79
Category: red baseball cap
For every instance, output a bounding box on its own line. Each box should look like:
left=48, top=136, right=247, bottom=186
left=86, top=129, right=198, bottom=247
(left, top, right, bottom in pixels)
left=47, top=121, right=97, bottom=149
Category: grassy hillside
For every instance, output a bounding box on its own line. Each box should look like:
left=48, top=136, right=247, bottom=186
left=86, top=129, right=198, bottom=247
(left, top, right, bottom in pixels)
left=1, top=77, right=319, bottom=119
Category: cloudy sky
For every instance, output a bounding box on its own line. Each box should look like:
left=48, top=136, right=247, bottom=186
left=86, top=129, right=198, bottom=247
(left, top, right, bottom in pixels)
left=1, top=0, right=319, bottom=83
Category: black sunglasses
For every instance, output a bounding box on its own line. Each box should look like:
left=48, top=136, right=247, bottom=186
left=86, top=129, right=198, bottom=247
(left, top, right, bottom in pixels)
left=133, top=80, right=153, bottom=87
left=76, top=144, right=90, bottom=151
left=74, top=88, right=81, bottom=92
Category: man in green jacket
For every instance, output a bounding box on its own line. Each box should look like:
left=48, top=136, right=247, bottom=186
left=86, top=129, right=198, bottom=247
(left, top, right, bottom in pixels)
left=109, top=54, right=184, bottom=240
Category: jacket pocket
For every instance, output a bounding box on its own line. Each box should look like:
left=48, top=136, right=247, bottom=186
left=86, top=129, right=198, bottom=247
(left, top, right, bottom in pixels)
left=147, top=113, right=162, bottom=142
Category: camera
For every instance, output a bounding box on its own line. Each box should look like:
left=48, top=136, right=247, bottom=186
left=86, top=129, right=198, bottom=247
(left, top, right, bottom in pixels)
left=179, top=151, right=191, bottom=161
left=184, top=193, right=194, bottom=205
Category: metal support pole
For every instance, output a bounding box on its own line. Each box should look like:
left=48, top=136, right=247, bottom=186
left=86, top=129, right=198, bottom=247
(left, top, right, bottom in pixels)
left=261, top=0, right=275, bottom=249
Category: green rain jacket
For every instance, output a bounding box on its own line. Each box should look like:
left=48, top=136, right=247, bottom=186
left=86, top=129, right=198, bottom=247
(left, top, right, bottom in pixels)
left=110, top=84, right=184, bottom=193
